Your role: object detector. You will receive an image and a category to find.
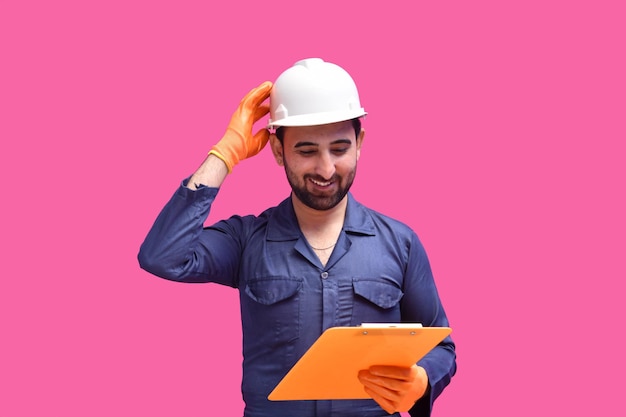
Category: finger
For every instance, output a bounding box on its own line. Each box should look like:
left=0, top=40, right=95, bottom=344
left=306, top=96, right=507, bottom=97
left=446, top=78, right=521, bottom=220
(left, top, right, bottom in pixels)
left=360, top=371, right=413, bottom=394
left=253, top=104, right=270, bottom=123
left=359, top=374, right=404, bottom=403
left=250, top=129, right=270, bottom=154
left=396, top=396, right=418, bottom=413
left=243, top=81, right=272, bottom=107
left=369, top=365, right=414, bottom=381
left=363, top=386, right=397, bottom=414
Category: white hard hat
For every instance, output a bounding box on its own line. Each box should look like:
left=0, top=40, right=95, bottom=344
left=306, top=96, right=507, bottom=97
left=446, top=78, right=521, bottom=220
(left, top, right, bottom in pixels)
left=267, top=58, right=367, bottom=129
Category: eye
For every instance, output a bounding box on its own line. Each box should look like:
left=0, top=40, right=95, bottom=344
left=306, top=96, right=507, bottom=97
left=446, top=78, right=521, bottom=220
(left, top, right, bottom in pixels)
left=297, top=149, right=317, bottom=156
left=331, top=147, right=349, bottom=155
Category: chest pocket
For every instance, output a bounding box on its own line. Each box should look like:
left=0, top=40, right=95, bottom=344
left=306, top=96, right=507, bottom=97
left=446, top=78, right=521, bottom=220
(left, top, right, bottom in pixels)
left=245, top=277, right=302, bottom=305
left=243, top=277, right=302, bottom=346
left=351, top=278, right=404, bottom=326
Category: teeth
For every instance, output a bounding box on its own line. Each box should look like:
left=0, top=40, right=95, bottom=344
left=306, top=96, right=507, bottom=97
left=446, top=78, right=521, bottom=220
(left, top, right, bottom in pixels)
left=311, top=179, right=331, bottom=186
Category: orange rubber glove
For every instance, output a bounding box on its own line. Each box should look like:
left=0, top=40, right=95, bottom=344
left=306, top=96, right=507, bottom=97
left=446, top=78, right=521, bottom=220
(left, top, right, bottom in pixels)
left=208, top=81, right=272, bottom=172
left=358, top=364, right=429, bottom=414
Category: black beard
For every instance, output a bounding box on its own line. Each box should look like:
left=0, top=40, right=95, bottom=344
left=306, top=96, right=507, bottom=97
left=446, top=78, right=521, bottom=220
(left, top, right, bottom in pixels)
left=283, top=160, right=357, bottom=211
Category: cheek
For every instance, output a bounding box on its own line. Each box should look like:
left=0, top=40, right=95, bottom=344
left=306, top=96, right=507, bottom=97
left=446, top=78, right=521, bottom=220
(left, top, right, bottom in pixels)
left=285, top=155, right=310, bottom=171
left=336, top=155, right=358, bottom=172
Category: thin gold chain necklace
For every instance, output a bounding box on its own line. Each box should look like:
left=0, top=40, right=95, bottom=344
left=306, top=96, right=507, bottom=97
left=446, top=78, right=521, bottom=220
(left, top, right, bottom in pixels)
left=310, top=242, right=336, bottom=251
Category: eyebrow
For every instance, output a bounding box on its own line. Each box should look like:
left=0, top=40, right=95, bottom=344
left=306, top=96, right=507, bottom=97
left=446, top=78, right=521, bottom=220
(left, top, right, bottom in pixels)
left=294, top=139, right=353, bottom=148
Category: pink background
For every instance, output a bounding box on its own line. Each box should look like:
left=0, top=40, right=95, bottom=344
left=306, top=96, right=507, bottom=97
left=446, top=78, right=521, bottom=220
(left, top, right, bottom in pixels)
left=2, top=1, right=625, bottom=416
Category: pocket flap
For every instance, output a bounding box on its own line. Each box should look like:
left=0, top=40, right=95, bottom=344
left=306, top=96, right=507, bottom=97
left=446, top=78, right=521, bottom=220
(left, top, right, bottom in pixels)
left=353, top=279, right=404, bottom=309
left=245, top=277, right=302, bottom=305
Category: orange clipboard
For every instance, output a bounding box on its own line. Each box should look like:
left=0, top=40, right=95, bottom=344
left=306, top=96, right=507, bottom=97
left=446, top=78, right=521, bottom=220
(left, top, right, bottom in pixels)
left=268, top=323, right=452, bottom=401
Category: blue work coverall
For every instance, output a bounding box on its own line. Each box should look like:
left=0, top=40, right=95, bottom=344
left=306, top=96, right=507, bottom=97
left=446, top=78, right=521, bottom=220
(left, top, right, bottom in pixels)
left=138, top=180, right=456, bottom=417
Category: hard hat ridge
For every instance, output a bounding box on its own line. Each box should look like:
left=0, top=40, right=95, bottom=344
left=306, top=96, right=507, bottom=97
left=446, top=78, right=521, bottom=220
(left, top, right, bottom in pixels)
left=268, top=58, right=367, bottom=129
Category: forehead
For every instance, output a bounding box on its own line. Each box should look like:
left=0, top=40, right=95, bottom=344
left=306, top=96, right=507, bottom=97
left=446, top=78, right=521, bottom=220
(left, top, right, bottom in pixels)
left=283, top=120, right=356, bottom=144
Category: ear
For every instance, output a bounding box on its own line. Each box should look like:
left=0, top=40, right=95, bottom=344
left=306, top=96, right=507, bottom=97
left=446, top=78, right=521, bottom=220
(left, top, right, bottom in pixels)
left=269, top=134, right=284, bottom=166
left=356, top=128, right=365, bottom=161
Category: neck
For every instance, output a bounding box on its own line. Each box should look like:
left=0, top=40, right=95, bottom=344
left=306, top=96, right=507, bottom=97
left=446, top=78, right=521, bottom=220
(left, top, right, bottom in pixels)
left=291, top=194, right=347, bottom=257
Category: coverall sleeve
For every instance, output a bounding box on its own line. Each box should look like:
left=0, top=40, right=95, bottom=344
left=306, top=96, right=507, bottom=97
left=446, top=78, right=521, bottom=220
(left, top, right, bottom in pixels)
left=137, top=180, right=243, bottom=287
left=401, top=234, right=457, bottom=417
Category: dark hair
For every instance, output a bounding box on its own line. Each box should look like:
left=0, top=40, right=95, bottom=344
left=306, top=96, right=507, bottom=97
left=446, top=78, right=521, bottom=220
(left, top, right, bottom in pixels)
left=274, top=118, right=362, bottom=144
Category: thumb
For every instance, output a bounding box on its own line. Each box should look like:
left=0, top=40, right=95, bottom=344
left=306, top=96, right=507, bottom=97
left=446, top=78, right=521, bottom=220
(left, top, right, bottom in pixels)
left=247, top=128, right=270, bottom=158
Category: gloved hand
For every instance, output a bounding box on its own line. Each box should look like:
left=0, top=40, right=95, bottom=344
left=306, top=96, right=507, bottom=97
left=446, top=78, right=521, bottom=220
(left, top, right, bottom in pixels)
left=358, top=364, right=429, bottom=414
left=209, top=81, right=272, bottom=172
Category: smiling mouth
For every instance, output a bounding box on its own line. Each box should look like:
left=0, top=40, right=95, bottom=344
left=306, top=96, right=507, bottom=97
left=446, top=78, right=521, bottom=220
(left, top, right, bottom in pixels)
left=310, top=178, right=333, bottom=187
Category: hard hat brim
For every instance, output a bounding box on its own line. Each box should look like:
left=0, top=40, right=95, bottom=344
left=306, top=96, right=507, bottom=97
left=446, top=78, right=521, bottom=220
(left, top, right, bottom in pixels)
left=267, top=109, right=367, bottom=129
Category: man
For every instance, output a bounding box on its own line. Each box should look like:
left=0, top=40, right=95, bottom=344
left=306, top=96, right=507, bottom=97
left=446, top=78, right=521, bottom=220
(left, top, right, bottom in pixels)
left=138, top=58, right=456, bottom=417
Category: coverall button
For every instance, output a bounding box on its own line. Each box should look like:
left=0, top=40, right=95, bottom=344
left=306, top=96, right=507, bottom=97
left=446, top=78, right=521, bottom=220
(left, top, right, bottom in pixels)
left=321, top=272, right=329, bottom=279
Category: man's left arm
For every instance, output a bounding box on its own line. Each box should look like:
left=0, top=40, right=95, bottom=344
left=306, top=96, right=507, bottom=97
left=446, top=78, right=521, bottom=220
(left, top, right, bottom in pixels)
left=358, top=233, right=457, bottom=415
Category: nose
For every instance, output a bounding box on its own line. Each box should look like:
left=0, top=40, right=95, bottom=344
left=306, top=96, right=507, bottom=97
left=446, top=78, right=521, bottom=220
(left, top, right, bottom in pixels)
left=315, top=150, right=336, bottom=179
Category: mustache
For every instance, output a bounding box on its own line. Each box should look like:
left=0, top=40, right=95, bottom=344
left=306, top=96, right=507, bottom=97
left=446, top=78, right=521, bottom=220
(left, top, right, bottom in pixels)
left=305, top=174, right=339, bottom=182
